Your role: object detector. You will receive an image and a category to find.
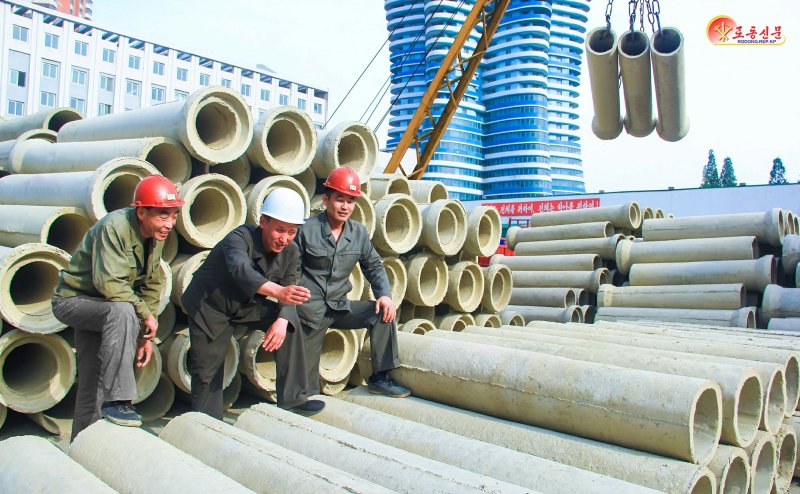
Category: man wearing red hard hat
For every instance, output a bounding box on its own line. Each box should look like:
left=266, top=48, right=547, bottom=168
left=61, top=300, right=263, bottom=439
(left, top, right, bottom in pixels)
left=52, top=174, right=183, bottom=440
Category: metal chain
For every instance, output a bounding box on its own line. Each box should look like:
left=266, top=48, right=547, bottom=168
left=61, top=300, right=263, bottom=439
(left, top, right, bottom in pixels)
left=604, top=0, right=614, bottom=30
left=628, top=0, right=638, bottom=34
left=639, top=0, right=645, bottom=31
left=645, top=0, right=662, bottom=33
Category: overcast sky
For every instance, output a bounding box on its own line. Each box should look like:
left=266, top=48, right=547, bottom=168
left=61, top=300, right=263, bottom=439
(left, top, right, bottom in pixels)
left=94, top=0, right=799, bottom=193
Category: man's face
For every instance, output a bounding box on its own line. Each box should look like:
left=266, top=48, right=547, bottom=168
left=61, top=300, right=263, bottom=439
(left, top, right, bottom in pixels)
left=260, top=216, right=299, bottom=254
left=137, top=207, right=179, bottom=241
left=322, top=190, right=356, bottom=223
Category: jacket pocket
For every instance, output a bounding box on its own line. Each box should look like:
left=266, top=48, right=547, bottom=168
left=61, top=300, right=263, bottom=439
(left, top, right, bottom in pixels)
left=304, top=245, right=331, bottom=271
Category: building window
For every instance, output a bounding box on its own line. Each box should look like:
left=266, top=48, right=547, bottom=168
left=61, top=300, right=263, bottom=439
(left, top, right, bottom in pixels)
left=71, top=68, right=87, bottom=86
left=241, top=84, right=251, bottom=97
left=7, top=100, right=24, bottom=116
left=98, top=103, right=112, bottom=115
left=151, top=85, right=165, bottom=103
left=260, top=89, right=270, bottom=101
left=125, top=79, right=140, bottom=97
left=128, top=55, right=141, bottom=70
left=221, top=78, right=231, bottom=88
left=174, top=90, right=188, bottom=101
left=8, top=69, right=26, bottom=87
left=99, top=74, right=114, bottom=91
left=12, top=25, right=28, bottom=42
left=153, top=61, right=164, bottom=76
left=176, top=67, right=188, bottom=81
left=279, top=94, right=288, bottom=105
left=297, top=99, right=306, bottom=110
left=40, top=91, right=57, bottom=108
left=44, top=33, right=59, bottom=49
left=74, top=40, right=88, bottom=56
left=42, top=61, right=59, bottom=79
left=314, top=102, right=323, bottom=114
left=102, top=48, right=115, bottom=64
left=69, top=97, right=86, bottom=114
left=199, top=73, right=210, bottom=86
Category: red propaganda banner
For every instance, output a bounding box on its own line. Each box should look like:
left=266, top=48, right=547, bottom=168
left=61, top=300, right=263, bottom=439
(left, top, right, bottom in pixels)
left=483, top=197, right=600, bottom=217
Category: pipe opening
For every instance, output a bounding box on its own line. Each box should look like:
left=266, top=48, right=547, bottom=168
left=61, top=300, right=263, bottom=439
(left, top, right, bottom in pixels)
left=691, top=386, right=722, bottom=463
left=418, top=260, right=443, bottom=302
left=777, top=432, right=797, bottom=488
left=223, top=372, right=241, bottom=409
left=47, top=213, right=91, bottom=253
left=565, top=291, right=577, bottom=307
left=146, top=143, right=189, bottom=183
left=736, top=374, right=764, bottom=447
left=9, top=260, right=58, bottom=316
left=477, top=215, right=496, bottom=251
left=189, top=187, right=233, bottom=235
left=267, top=119, right=302, bottom=163
left=224, top=339, right=238, bottom=386
left=566, top=307, right=581, bottom=323
left=451, top=317, right=469, bottom=332
left=751, top=440, right=776, bottom=494
left=137, top=374, right=174, bottom=421
left=437, top=207, right=458, bottom=246
left=588, top=29, right=616, bottom=53
left=320, top=331, right=346, bottom=374
left=213, top=157, right=249, bottom=187
left=653, top=28, right=683, bottom=55
left=103, top=174, right=141, bottom=214
left=488, top=268, right=511, bottom=309
left=46, top=110, right=82, bottom=132
left=195, top=102, right=236, bottom=150
left=620, top=31, right=649, bottom=56
left=133, top=351, right=158, bottom=400
left=688, top=473, right=713, bottom=494
left=722, top=455, right=749, bottom=494
left=385, top=202, right=414, bottom=244
left=3, top=342, right=57, bottom=395
left=337, top=133, right=366, bottom=170
left=628, top=203, right=641, bottom=229
left=386, top=179, right=410, bottom=195
left=784, top=356, right=800, bottom=411
left=254, top=343, right=277, bottom=381
left=764, top=370, right=786, bottom=433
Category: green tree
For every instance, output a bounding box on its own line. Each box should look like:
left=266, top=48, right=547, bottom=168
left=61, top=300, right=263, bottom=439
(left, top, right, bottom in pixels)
left=720, top=157, right=737, bottom=187
left=769, top=157, right=788, bottom=184
left=701, top=149, right=720, bottom=188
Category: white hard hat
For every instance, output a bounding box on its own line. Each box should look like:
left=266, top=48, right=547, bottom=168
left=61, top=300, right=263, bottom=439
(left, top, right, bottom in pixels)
left=260, top=187, right=306, bottom=225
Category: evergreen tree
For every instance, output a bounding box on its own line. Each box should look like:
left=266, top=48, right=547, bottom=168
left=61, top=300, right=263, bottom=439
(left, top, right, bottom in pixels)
left=720, top=157, right=737, bottom=187
left=769, top=157, right=788, bottom=184
left=701, top=149, right=720, bottom=188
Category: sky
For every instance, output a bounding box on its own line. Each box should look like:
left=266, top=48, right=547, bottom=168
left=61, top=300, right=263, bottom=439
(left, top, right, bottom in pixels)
left=93, top=0, right=800, bottom=193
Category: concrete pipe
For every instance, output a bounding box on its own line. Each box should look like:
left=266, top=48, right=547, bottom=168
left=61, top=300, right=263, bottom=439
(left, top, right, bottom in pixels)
left=642, top=209, right=785, bottom=247
left=0, top=330, right=75, bottom=413
left=70, top=419, right=255, bottom=493
left=506, top=221, right=613, bottom=249
left=176, top=174, right=246, bottom=248
left=321, top=375, right=349, bottom=396
left=347, top=264, right=365, bottom=301
left=796, top=217, right=800, bottom=238
left=499, top=310, right=526, bottom=326
left=246, top=175, right=311, bottom=225
left=618, top=30, right=656, bottom=137
left=136, top=372, right=175, bottom=422
left=25, top=386, right=75, bottom=435
left=512, top=268, right=609, bottom=294
left=616, top=236, right=759, bottom=275
left=372, top=331, right=723, bottom=463
left=651, top=27, right=689, bottom=142
left=367, top=173, right=411, bottom=200
left=743, top=431, right=776, bottom=494
left=211, top=154, right=250, bottom=189
left=247, top=105, right=317, bottom=176
left=797, top=264, right=800, bottom=289
left=238, top=329, right=277, bottom=401
left=161, top=412, right=391, bottom=494
left=0, top=243, right=70, bottom=333
left=463, top=206, right=502, bottom=257
left=0, top=205, right=91, bottom=254
left=706, top=444, right=750, bottom=494
left=434, top=313, right=476, bottom=332
left=162, top=230, right=178, bottom=264
left=381, top=256, right=407, bottom=307
left=372, top=194, right=422, bottom=255
left=340, top=388, right=716, bottom=494
left=237, top=402, right=529, bottom=494
left=529, top=202, right=641, bottom=230
left=398, top=301, right=436, bottom=323
left=762, top=285, right=800, bottom=322
left=403, top=252, right=448, bottom=306
left=352, top=193, right=376, bottom=239
left=783, top=234, right=800, bottom=275
left=294, top=167, right=317, bottom=200
left=481, top=264, right=512, bottom=312
left=595, top=306, right=757, bottom=328
left=0, top=129, right=57, bottom=174
left=573, top=288, right=590, bottom=305
left=598, top=283, right=747, bottom=310
left=417, top=200, right=467, bottom=256
left=585, top=27, right=623, bottom=140
left=59, top=86, right=253, bottom=165
left=223, top=371, right=241, bottom=409
left=514, top=234, right=624, bottom=260
left=155, top=302, right=176, bottom=345
left=409, top=180, right=448, bottom=204
left=510, top=287, right=577, bottom=307
left=0, top=107, right=82, bottom=141
left=156, top=258, right=172, bottom=316
left=170, top=251, right=210, bottom=309
left=580, top=305, right=597, bottom=324
left=783, top=211, right=794, bottom=236
left=767, top=318, right=800, bottom=331
left=628, top=256, right=776, bottom=293
left=399, top=318, right=437, bottom=334
left=161, top=328, right=239, bottom=393
left=510, top=304, right=583, bottom=323
left=0, top=436, right=116, bottom=493
left=319, top=329, right=359, bottom=383
left=0, top=158, right=158, bottom=222
left=491, top=252, right=601, bottom=271
left=444, top=261, right=484, bottom=313
left=311, top=121, right=378, bottom=182
left=774, top=423, right=797, bottom=494
left=474, top=313, right=502, bottom=327
left=132, top=341, right=163, bottom=405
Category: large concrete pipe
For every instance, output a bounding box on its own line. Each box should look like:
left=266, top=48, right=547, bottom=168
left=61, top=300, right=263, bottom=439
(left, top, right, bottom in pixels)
left=585, top=27, right=623, bottom=140
left=59, top=86, right=253, bottom=164
left=367, top=173, right=411, bottom=200
left=598, top=283, right=747, bottom=310
left=761, top=285, right=800, bottom=322
left=155, top=301, right=176, bottom=345
left=434, top=312, right=476, bottom=332
left=162, top=230, right=178, bottom=264
left=245, top=175, right=310, bottom=225
left=161, top=328, right=239, bottom=393
left=0, top=158, right=158, bottom=222
left=374, top=331, right=723, bottom=463
left=616, top=236, right=759, bottom=275
left=499, top=309, right=526, bottom=326
left=774, top=423, right=797, bottom=494
left=170, top=251, right=210, bottom=309
left=0, top=107, right=82, bottom=141
left=381, top=256, right=407, bottom=307
left=133, top=342, right=163, bottom=405
left=137, top=372, right=175, bottom=422
left=706, top=444, right=750, bottom=494
left=417, top=199, right=467, bottom=256
left=70, top=420, right=255, bottom=493
left=490, top=252, right=601, bottom=271
left=783, top=234, right=800, bottom=275
left=347, top=264, right=365, bottom=301
left=743, top=431, right=776, bottom=494
left=463, top=206, right=502, bottom=257
left=161, top=412, right=391, bottom=493
left=510, top=287, right=577, bottom=307
left=651, top=27, right=689, bottom=142
left=398, top=301, right=436, bottom=323
left=618, top=30, right=656, bottom=137
left=629, top=256, right=777, bottom=293
left=372, top=194, right=422, bottom=255
left=239, top=329, right=277, bottom=402
left=595, top=306, right=757, bottom=328
left=580, top=304, right=597, bottom=323
left=156, top=258, right=173, bottom=316
left=0, top=436, right=116, bottom=493
left=0, top=330, right=75, bottom=413
left=222, top=371, right=241, bottom=409
left=319, top=329, right=359, bottom=384
left=510, top=304, right=583, bottom=323
left=26, top=386, right=74, bottom=435
left=0, top=243, right=69, bottom=333
left=474, top=313, right=502, bottom=327
left=311, top=121, right=378, bottom=182
left=506, top=221, right=613, bottom=249
left=512, top=268, right=609, bottom=293
left=399, top=318, right=437, bottom=334
left=514, top=234, right=624, bottom=260
left=767, top=318, right=800, bottom=331
left=211, top=154, right=250, bottom=189
left=444, top=261, right=484, bottom=313
left=176, top=173, right=246, bottom=248
left=353, top=193, right=376, bottom=239
left=529, top=202, right=641, bottom=230
left=294, top=167, right=317, bottom=200
left=481, top=264, right=512, bottom=312
left=0, top=205, right=91, bottom=253
left=0, top=128, right=57, bottom=174
left=797, top=264, right=800, bottom=289
left=236, top=403, right=531, bottom=494
left=642, top=209, right=785, bottom=247
left=408, top=180, right=448, bottom=204
left=403, top=252, right=447, bottom=306
left=321, top=375, right=349, bottom=396
left=247, top=105, right=317, bottom=176
left=340, top=388, right=716, bottom=494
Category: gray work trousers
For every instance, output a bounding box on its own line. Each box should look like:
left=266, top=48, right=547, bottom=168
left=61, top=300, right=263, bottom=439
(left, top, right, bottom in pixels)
left=51, top=294, right=139, bottom=440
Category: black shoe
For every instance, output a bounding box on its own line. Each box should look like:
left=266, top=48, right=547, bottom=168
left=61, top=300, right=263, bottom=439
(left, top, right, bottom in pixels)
left=101, top=401, right=142, bottom=427
left=289, top=399, right=326, bottom=416
left=368, top=378, right=411, bottom=398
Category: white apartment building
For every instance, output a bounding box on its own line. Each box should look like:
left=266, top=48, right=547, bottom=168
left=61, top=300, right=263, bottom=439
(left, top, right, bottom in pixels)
left=0, top=0, right=328, bottom=125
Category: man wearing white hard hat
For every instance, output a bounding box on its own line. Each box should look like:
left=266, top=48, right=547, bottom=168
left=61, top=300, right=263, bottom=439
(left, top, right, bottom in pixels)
left=183, top=187, right=311, bottom=418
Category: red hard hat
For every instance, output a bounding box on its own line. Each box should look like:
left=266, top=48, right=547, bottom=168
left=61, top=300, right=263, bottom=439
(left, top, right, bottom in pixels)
left=132, top=175, right=185, bottom=208
left=323, top=167, right=361, bottom=197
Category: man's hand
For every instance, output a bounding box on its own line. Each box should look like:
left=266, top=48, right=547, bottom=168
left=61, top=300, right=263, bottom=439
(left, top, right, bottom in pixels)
left=274, top=284, right=311, bottom=305
left=142, top=315, right=158, bottom=340
left=262, top=318, right=289, bottom=352
left=136, top=340, right=154, bottom=368
left=375, top=296, right=396, bottom=323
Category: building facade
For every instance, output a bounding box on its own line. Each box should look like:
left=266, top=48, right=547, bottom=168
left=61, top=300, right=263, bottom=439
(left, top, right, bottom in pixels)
left=385, top=0, right=590, bottom=200
left=0, top=0, right=328, bottom=125
left=32, top=0, right=92, bottom=20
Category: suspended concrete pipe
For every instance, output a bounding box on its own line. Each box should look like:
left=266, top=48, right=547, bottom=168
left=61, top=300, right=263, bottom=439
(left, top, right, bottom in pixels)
left=170, top=251, right=210, bottom=309
left=434, top=312, right=476, bottom=332
left=368, top=173, right=411, bottom=201
left=758, top=285, right=800, bottom=323
left=176, top=173, right=246, bottom=248
left=418, top=199, right=468, bottom=256
left=69, top=419, right=255, bottom=493
left=628, top=256, right=777, bottom=293
left=237, top=403, right=529, bottom=494
left=618, top=30, right=656, bottom=137
left=597, top=283, right=747, bottom=310
left=211, top=154, right=251, bottom=189
left=161, top=328, right=239, bottom=393
left=381, top=256, right=408, bottom=307
left=0, top=205, right=91, bottom=254
left=783, top=234, right=800, bottom=274
left=132, top=342, right=163, bottom=405
left=26, top=387, right=75, bottom=435
left=245, top=175, right=311, bottom=225
left=642, top=209, right=785, bottom=247
left=481, top=264, right=512, bottom=312
left=506, top=221, right=613, bottom=249
left=514, top=234, right=624, bottom=260
left=705, top=444, right=750, bottom=494
left=511, top=268, right=609, bottom=294
left=311, top=121, right=378, bottom=182
left=0, top=436, right=116, bottom=494
left=491, top=252, right=601, bottom=272
left=774, top=423, right=797, bottom=494
left=474, top=313, right=502, bottom=328
left=155, top=301, right=176, bottom=345
left=59, top=86, right=253, bottom=165
left=743, top=431, right=776, bottom=494
left=444, top=261, right=484, bottom=313
left=403, top=253, right=447, bottom=307
left=615, top=236, right=759, bottom=275
left=651, top=27, right=689, bottom=142
left=0, top=330, right=75, bottom=413
left=409, top=180, right=448, bottom=204
left=529, top=202, right=641, bottom=230
left=767, top=318, right=800, bottom=331
left=585, top=27, right=623, bottom=140
left=0, top=107, right=82, bottom=142
left=0, top=243, right=70, bottom=333
left=0, top=158, right=158, bottom=222
left=509, top=304, right=583, bottom=323
left=136, top=372, right=175, bottom=422
left=372, top=193, right=422, bottom=255
left=499, top=310, right=526, bottom=326
left=247, top=105, right=317, bottom=176
left=239, top=329, right=277, bottom=402
left=319, top=329, right=359, bottom=384
left=399, top=318, right=437, bottom=335
left=0, top=128, right=57, bottom=174
left=595, top=306, right=756, bottom=329
left=511, top=287, right=577, bottom=307
left=463, top=206, right=502, bottom=257
left=340, top=388, right=716, bottom=494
